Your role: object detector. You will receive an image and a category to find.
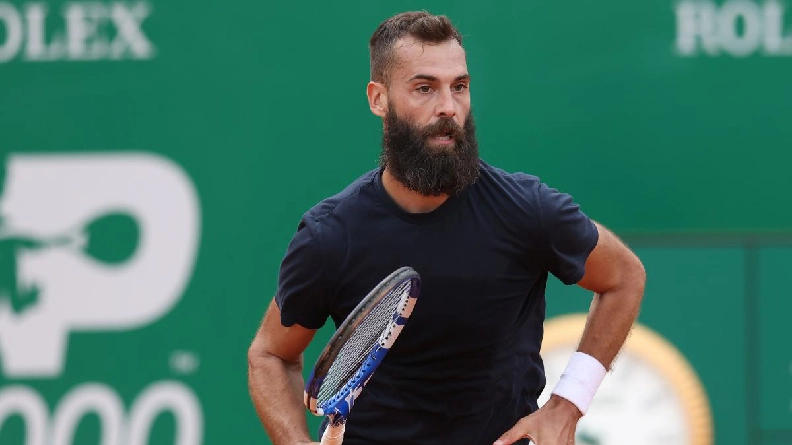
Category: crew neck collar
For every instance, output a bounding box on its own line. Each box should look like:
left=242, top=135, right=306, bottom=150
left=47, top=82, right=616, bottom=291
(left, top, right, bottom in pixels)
left=373, top=169, right=468, bottom=224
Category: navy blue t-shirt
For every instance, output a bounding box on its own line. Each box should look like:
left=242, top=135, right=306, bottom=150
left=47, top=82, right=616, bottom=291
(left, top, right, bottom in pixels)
left=276, top=160, right=598, bottom=445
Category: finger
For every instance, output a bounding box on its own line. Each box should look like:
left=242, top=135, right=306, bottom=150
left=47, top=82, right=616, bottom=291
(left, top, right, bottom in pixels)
left=493, top=418, right=536, bottom=445
left=494, top=434, right=537, bottom=445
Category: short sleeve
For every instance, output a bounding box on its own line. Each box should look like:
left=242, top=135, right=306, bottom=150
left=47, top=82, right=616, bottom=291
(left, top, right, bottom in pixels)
left=538, top=183, right=599, bottom=285
left=275, top=217, right=330, bottom=329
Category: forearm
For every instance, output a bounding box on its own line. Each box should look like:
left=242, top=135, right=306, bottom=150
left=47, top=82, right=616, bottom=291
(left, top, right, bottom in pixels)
left=248, top=351, right=313, bottom=445
left=577, top=273, right=644, bottom=368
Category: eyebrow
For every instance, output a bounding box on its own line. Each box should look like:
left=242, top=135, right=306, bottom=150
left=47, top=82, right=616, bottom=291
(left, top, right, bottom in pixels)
left=407, top=73, right=470, bottom=82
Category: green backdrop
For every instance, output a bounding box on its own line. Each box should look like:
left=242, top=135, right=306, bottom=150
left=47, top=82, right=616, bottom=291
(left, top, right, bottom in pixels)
left=1, top=0, right=791, bottom=444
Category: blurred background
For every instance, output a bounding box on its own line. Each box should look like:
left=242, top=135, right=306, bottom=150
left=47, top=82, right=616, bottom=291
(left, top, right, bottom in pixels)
left=1, top=0, right=791, bottom=444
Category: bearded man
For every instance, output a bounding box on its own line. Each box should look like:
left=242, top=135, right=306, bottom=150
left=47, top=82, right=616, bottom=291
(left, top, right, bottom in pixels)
left=248, top=11, right=645, bottom=445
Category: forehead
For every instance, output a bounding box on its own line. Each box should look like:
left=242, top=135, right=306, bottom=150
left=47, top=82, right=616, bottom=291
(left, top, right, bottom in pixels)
left=390, top=37, right=467, bottom=80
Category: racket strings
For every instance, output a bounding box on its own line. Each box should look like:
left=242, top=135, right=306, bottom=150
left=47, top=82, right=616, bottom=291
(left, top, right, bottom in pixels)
left=317, top=280, right=412, bottom=405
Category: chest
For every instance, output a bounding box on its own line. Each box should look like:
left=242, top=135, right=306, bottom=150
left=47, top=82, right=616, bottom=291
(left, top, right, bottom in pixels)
left=328, top=213, right=548, bottom=339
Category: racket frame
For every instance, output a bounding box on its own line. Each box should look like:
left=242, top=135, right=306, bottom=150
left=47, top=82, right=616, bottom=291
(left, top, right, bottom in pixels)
left=304, top=266, right=420, bottom=422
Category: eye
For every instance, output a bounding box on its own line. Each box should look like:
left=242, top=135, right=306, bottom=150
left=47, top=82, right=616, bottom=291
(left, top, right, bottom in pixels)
left=453, top=83, right=469, bottom=92
left=416, top=85, right=432, bottom=93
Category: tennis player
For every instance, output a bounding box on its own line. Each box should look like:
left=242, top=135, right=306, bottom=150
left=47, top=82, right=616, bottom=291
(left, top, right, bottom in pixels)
left=248, top=11, right=645, bottom=445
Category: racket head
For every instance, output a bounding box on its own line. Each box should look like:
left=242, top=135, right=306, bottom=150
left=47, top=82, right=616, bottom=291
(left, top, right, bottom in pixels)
left=304, top=266, right=420, bottom=419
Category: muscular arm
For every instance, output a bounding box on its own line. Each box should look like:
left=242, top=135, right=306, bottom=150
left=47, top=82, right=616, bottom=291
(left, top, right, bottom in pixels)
left=248, top=299, right=319, bottom=445
left=495, top=222, right=645, bottom=445
left=576, top=221, right=646, bottom=369
left=538, top=221, right=646, bottom=421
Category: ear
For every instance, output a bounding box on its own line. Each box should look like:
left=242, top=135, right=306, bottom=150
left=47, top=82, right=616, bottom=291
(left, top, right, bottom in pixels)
left=367, top=81, right=387, bottom=118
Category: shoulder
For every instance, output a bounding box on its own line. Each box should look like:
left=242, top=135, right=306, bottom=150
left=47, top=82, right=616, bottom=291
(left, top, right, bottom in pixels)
left=475, top=160, right=580, bottom=210
left=302, top=169, right=379, bottom=224
left=476, top=160, right=542, bottom=193
left=472, top=160, right=592, bottom=236
left=471, top=159, right=546, bottom=214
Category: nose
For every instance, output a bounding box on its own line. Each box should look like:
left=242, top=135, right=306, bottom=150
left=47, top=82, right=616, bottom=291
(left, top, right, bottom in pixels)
left=435, top=89, right=456, bottom=118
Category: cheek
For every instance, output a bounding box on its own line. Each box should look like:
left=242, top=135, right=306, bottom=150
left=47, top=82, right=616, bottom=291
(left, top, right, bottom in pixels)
left=398, top=98, right=434, bottom=122
left=404, top=93, right=433, bottom=111
left=456, top=94, right=471, bottom=110
left=456, top=99, right=471, bottom=123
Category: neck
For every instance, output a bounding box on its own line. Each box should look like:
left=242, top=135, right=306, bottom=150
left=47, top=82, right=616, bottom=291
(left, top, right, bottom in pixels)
left=381, top=169, right=449, bottom=213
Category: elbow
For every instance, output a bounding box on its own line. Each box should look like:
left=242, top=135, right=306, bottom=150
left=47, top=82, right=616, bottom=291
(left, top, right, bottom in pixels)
left=247, top=341, right=281, bottom=385
left=627, top=254, right=647, bottom=303
left=247, top=338, right=302, bottom=375
left=247, top=338, right=269, bottom=373
left=633, top=255, right=646, bottom=288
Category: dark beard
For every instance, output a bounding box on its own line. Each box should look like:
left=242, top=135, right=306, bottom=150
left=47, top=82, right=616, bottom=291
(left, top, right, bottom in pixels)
left=380, top=104, right=479, bottom=196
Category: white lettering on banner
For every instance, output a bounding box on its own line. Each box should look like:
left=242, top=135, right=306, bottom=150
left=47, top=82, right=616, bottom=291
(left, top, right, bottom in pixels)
left=24, top=3, right=57, bottom=61
left=0, top=1, right=154, bottom=63
left=65, top=3, right=108, bottom=61
left=108, top=2, right=154, bottom=59
left=0, top=3, right=24, bottom=62
left=0, top=153, right=200, bottom=378
left=0, top=387, right=47, bottom=445
left=50, top=384, right=124, bottom=445
left=0, top=382, right=203, bottom=445
left=676, top=0, right=792, bottom=57
left=0, top=152, right=203, bottom=444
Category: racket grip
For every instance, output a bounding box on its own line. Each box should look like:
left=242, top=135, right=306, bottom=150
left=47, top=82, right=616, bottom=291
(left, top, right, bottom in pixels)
left=320, top=422, right=345, bottom=445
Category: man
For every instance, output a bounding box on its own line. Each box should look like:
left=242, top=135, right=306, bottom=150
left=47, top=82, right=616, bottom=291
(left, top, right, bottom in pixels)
left=248, top=11, right=645, bottom=445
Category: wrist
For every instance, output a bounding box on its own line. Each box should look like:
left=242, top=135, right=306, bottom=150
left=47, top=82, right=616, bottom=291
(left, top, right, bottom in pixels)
left=547, top=393, right=584, bottom=419
left=550, top=351, right=607, bottom=415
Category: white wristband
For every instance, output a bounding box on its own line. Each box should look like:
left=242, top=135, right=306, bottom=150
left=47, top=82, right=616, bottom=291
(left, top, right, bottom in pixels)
left=551, top=351, right=607, bottom=415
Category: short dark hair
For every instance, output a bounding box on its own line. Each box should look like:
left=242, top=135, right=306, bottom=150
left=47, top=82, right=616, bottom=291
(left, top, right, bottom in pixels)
left=369, top=11, right=463, bottom=85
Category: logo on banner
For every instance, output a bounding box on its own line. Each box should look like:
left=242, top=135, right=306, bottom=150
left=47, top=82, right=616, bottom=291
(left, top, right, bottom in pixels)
left=675, top=0, right=792, bottom=56
left=0, top=153, right=202, bottom=445
left=0, top=1, right=155, bottom=63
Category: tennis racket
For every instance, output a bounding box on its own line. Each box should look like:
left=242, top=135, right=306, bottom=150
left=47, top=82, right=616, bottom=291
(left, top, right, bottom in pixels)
left=304, top=266, right=421, bottom=445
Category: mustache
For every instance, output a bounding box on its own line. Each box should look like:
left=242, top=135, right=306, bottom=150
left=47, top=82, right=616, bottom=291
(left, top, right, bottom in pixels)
left=419, top=117, right=465, bottom=142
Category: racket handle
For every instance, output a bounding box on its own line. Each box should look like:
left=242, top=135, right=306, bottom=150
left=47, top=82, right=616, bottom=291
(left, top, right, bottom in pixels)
left=320, top=422, right=345, bottom=445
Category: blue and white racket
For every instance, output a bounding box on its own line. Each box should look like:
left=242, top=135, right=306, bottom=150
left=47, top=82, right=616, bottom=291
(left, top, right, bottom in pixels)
left=304, top=266, right=421, bottom=445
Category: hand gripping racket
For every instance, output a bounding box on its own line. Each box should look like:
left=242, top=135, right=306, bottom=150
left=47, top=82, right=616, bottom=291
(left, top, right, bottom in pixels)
left=304, top=266, right=421, bottom=445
